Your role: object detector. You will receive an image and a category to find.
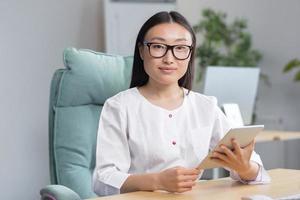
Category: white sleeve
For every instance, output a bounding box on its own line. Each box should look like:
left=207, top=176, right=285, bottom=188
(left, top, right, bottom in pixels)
left=230, top=152, right=271, bottom=184
left=92, top=98, right=131, bottom=196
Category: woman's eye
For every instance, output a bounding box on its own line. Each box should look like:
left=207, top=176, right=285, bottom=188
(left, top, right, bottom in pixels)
left=152, top=44, right=165, bottom=49
left=175, top=46, right=188, bottom=51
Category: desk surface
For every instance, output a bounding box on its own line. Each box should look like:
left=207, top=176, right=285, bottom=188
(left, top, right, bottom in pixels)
left=90, top=169, right=300, bottom=200
left=257, top=130, right=300, bottom=142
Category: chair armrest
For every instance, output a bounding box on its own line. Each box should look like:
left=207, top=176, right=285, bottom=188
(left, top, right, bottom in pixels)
left=40, top=185, right=81, bottom=200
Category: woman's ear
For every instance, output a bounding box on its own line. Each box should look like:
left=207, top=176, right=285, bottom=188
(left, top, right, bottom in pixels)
left=138, top=44, right=144, bottom=60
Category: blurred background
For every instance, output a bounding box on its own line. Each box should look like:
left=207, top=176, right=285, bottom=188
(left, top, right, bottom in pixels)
left=1, top=0, right=299, bottom=199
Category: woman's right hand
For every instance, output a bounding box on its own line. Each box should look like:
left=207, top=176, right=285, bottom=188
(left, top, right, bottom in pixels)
left=156, top=166, right=202, bottom=193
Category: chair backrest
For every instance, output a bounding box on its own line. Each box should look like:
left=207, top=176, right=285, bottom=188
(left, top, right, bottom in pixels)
left=49, top=48, right=133, bottom=199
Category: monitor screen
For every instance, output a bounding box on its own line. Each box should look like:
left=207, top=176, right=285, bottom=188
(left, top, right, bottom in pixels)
left=203, top=66, right=260, bottom=125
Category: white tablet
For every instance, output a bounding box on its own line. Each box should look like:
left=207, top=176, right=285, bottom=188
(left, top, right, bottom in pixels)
left=197, top=125, right=264, bottom=169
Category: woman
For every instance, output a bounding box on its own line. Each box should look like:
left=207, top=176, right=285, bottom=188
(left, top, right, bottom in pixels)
left=92, top=11, right=270, bottom=196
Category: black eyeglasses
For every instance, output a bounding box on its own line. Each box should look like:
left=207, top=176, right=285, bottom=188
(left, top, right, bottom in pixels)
left=143, top=41, right=192, bottom=60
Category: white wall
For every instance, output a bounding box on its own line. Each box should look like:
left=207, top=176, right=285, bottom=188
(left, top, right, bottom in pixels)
left=1, top=0, right=300, bottom=199
left=177, top=0, right=300, bottom=131
left=0, top=1, right=104, bottom=199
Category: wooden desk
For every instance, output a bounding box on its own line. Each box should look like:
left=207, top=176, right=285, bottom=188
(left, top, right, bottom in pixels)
left=257, top=131, right=300, bottom=142
left=90, top=169, right=300, bottom=200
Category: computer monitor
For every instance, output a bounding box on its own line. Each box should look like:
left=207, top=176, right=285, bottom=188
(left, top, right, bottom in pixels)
left=203, top=66, right=260, bottom=125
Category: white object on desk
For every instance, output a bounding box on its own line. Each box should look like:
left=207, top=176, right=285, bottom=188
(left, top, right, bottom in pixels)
left=222, top=103, right=244, bottom=127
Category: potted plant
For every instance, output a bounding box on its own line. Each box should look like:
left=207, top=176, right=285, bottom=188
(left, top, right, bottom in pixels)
left=283, top=58, right=300, bottom=82
left=193, top=8, right=264, bottom=125
left=193, top=8, right=263, bottom=80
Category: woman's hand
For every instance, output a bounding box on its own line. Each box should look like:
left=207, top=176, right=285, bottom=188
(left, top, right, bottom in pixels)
left=211, top=139, right=259, bottom=181
left=156, top=166, right=202, bottom=193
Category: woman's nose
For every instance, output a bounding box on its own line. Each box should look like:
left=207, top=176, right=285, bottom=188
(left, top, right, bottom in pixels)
left=162, top=49, right=175, bottom=64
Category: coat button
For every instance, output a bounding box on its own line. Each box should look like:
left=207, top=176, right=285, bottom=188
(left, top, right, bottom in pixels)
left=169, top=114, right=172, bottom=118
left=172, top=141, right=176, bottom=145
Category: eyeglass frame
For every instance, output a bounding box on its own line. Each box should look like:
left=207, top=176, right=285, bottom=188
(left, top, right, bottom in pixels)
left=142, top=41, right=193, bottom=60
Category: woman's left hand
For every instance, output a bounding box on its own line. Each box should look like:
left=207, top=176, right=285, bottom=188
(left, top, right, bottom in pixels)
left=211, top=139, right=259, bottom=180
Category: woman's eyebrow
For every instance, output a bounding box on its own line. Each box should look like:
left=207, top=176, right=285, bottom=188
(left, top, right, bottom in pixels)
left=149, top=37, right=165, bottom=41
left=174, top=38, right=188, bottom=42
left=149, top=37, right=188, bottom=42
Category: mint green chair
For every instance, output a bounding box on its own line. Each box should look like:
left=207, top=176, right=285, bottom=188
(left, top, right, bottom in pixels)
left=40, top=48, right=133, bottom=200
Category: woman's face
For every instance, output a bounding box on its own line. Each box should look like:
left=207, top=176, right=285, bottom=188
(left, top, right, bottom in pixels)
left=139, top=23, right=193, bottom=87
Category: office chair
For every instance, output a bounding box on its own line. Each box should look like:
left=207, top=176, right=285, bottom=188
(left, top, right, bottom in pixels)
left=40, top=48, right=133, bottom=200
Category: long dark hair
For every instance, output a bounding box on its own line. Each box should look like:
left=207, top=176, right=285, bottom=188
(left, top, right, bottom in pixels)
left=129, top=11, right=196, bottom=91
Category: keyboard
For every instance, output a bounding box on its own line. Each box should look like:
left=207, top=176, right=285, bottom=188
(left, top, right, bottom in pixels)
left=277, top=193, right=300, bottom=200
left=241, top=194, right=300, bottom=200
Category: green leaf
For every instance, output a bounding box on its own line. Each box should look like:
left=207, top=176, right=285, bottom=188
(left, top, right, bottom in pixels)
left=283, top=59, right=300, bottom=73
left=194, top=8, right=263, bottom=82
left=294, top=70, right=300, bottom=81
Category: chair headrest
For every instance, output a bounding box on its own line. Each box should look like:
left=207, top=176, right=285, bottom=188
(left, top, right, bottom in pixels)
left=56, top=48, right=133, bottom=107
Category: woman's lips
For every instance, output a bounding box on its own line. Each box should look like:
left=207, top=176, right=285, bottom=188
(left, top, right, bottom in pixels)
left=158, top=67, right=177, bottom=73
